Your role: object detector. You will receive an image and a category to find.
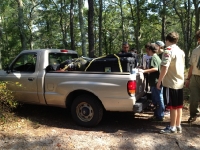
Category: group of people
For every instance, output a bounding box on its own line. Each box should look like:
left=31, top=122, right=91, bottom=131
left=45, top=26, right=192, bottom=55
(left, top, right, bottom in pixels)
left=120, top=30, right=200, bottom=134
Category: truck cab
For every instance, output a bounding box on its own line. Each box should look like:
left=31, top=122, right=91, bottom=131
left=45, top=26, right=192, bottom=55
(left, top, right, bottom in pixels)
left=2, top=49, right=78, bottom=103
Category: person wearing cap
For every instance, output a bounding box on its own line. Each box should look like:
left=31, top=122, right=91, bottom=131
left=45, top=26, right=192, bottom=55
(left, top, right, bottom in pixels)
left=155, top=40, right=170, bottom=116
left=155, top=41, right=165, bottom=59
left=119, top=42, right=129, bottom=54
left=139, top=43, right=165, bottom=121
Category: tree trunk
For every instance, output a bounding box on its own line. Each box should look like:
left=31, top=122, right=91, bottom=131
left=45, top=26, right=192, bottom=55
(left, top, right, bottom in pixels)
left=0, top=17, right=3, bottom=69
left=70, top=0, right=75, bottom=50
left=119, top=0, right=125, bottom=42
left=104, top=32, right=108, bottom=54
left=161, top=0, right=166, bottom=42
left=98, top=0, right=103, bottom=56
left=28, top=0, right=36, bottom=50
left=193, top=0, right=200, bottom=32
left=185, top=0, right=192, bottom=68
left=88, top=0, right=95, bottom=57
left=55, top=0, right=68, bottom=49
left=135, top=0, right=140, bottom=51
left=173, top=0, right=193, bottom=68
left=17, top=0, right=27, bottom=50
left=78, top=0, right=86, bottom=56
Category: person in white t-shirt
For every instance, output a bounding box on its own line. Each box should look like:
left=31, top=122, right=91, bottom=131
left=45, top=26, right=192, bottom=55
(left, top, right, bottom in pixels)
left=143, top=54, right=152, bottom=69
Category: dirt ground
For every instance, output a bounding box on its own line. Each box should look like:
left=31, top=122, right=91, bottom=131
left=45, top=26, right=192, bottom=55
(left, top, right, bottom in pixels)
left=0, top=101, right=200, bottom=150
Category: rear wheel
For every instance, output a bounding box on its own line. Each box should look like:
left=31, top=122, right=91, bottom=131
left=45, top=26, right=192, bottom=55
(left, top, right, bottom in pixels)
left=71, top=94, right=103, bottom=127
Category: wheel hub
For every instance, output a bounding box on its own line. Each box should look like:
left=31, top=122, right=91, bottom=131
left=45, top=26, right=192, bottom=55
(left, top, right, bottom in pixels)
left=82, top=107, right=90, bottom=116
left=76, top=102, right=94, bottom=122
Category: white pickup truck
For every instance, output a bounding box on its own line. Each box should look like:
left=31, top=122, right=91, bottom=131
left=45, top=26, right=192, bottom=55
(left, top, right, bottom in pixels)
left=0, top=49, right=148, bottom=127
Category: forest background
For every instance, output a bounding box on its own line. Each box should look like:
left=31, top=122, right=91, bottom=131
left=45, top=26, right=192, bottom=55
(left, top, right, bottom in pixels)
left=0, top=0, right=199, bottom=70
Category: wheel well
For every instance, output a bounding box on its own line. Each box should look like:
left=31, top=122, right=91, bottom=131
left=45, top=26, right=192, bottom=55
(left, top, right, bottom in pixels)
left=65, top=90, right=105, bottom=110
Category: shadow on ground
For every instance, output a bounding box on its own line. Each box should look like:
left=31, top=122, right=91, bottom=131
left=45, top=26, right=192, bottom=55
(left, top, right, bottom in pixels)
left=14, top=103, right=200, bottom=133
left=0, top=103, right=199, bottom=150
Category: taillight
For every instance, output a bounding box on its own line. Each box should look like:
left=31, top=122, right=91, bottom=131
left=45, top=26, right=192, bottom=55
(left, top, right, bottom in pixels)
left=60, top=49, right=68, bottom=52
left=127, top=80, right=136, bottom=96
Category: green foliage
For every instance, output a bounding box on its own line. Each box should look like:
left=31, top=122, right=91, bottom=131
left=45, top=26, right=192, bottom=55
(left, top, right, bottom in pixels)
left=0, top=82, right=18, bottom=119
left=0, top=0, right=198, bottom=63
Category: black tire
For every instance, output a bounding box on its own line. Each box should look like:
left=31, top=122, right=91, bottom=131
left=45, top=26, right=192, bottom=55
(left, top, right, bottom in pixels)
left=71, top=94, right=103, bottom=127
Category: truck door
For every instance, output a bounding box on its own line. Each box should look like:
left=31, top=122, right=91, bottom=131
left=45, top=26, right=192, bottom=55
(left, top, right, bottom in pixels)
left=5, top=52, right=39, bottom=103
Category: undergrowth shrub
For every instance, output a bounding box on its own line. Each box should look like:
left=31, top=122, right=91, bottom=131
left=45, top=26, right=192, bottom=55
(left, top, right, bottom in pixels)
left=0, top=81, right=18, bottom=121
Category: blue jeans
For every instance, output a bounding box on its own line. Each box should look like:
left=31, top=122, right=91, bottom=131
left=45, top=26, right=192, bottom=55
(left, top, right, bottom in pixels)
left=151, top=86, right=165, bottom=119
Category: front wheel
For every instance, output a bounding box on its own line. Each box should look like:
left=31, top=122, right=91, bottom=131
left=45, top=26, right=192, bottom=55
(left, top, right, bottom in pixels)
left=71, top=94, right=103, bottom=127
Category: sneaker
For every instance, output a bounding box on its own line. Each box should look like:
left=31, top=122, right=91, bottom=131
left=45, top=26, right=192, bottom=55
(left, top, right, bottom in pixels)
left=160, top=125, right=177, bottom=134
left=149, top=116, right=164, bottom=121
left=176, top=126, right=182, bottom=133
left=188, top=116, right=197, bottom=123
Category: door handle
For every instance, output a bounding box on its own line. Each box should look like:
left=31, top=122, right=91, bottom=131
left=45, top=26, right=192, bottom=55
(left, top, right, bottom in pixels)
left=28, top=78, right=34, bottom=81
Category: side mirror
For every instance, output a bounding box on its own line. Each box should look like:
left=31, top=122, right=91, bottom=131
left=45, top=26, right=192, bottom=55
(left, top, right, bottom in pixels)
left=3, top=65, right=9, bottom=71
left=3, top=65, right=11, bottom=74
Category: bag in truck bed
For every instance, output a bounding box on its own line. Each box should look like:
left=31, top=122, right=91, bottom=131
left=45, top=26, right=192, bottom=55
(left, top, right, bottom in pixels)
left=46, top=57, right=91, bottom=72
left=85, top=56, right=135, bottom=72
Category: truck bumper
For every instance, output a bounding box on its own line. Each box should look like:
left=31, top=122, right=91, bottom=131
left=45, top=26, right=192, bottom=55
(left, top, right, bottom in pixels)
left=133, top=95, right=150, bottom=113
